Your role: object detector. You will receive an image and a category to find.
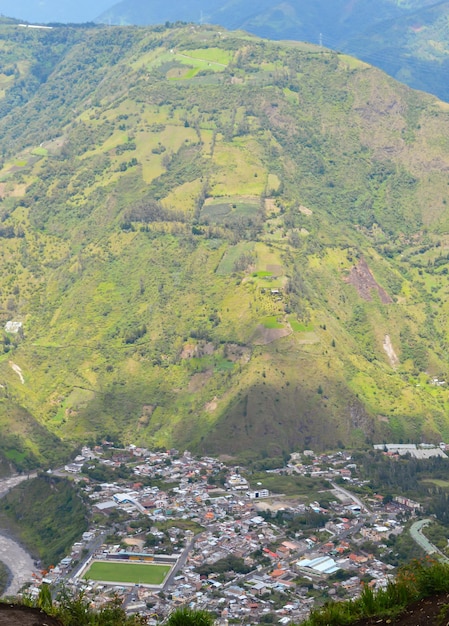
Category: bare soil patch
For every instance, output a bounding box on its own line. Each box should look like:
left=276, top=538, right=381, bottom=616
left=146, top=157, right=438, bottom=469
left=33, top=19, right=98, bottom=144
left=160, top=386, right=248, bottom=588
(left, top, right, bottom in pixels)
left=346, top=257, right=392, bottom=303
left=189, top=370, right=213, bottom=392
left=224, top=343, right=251, bottom=363
left=0, top=183, right=26, bottom=198
left=266, top=264, right=283, bottom=276
left=181, top=343, right=196, bottom=359
left=383, top=334, right=399, bottom=367
left=352, top=592, right=449, bottom=626
left=42, top=136, right=65, bottom=153
left=254, top=497, right=302, bottom=512
left=265, top=198, right=280, bottom=213
left=0, top=605, right=63, bottom=626
left=252, top=324, right=291, bottom=345
left=204, top=396, right=218, bottom=412
left=181, top=342, right=215, bottom=359
left=124, top=537, right=145, bottom=550
left=138, top=404, right=155, bottom=427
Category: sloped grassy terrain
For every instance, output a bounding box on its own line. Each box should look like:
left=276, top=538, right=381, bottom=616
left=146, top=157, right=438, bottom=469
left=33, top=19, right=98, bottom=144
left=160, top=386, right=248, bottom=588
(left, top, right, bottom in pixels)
left=97, top=0, right=449, bottom=102
left=303, top=558, right=449, bottom=626
left=2, top=22, right=449, bottom=466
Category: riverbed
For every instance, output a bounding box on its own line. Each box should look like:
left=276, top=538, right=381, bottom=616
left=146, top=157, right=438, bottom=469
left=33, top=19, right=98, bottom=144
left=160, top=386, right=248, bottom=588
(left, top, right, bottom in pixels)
left=0, top=475, right=38, bottom=597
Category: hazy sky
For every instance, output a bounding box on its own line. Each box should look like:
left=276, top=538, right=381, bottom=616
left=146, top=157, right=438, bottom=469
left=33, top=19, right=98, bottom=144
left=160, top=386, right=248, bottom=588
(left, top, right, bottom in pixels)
left=0, top=0, right=113, bottom=23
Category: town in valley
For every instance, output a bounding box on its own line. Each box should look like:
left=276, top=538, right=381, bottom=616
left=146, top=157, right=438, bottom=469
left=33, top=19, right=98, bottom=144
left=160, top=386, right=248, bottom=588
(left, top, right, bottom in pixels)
left=16, top=442, right=449, bottom=624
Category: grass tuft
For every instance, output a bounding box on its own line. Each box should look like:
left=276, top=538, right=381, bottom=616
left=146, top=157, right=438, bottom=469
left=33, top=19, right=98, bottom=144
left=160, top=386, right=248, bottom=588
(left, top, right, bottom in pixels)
left=302, top=558, right=449, bottom=626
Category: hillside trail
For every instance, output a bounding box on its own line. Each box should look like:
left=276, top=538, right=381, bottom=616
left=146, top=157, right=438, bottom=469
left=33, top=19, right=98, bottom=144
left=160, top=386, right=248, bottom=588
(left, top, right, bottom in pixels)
left=0, top=474, right=38, bottom=597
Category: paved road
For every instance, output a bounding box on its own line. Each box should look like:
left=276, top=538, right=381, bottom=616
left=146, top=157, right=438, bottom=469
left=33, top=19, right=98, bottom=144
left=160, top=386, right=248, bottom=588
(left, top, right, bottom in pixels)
left=0, top=474, right=38, bottom=597
left=68, top=531, right=108, bottom=582
left=330, top=482, right=372, bottom=514
left=410, top=519, right=449, bottom=564
left=164, top=538, right=195, bottom=590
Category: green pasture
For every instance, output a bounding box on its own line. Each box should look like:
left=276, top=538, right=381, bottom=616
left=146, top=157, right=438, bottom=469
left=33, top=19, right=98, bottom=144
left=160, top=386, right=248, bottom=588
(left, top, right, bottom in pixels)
left=262, top=316, right=283, bottom=329
left=289, top=317, right=314, bottom=332
left=216, top=241, right=254, bottom=274
left=168, top=67, right=200, bottom=80
left=247, top=472, right=330, bottom=500
left=182, top=48, right=233, bottom=65
left=421, top=479, right=449, bottom=490
left=211, top=142, right=267, bottom=196
left=31, top=147, right=48, bottom=156
left=84, top=560, right=171, bottom=585
left=202, top=197, right=260, bottom=223
left=156, top=519, right=204, bottom=533
left=173, top=54, right=227, bottom=74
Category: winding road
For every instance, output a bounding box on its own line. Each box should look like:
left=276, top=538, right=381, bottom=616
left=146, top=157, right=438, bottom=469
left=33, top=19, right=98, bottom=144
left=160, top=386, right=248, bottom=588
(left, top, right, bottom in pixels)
left=0, top=474, right=38, bottom=597
left=410, top=519, right=449, bottom=564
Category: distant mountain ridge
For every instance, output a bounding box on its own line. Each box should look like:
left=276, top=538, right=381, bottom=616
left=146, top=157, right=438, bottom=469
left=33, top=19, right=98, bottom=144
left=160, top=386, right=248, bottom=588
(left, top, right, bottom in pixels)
left=97, top=0, right=420, bottom=36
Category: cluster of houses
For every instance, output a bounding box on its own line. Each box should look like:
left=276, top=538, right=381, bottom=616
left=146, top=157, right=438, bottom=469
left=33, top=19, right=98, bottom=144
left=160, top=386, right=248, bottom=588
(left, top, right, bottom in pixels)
left=27, top=444, right=439, bottom=624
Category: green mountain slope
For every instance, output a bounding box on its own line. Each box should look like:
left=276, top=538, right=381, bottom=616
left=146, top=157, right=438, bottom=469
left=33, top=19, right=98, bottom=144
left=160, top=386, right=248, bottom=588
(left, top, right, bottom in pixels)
left=2, top=23, right=449, bottom=465
left=96, top=0, right=449, bottom=102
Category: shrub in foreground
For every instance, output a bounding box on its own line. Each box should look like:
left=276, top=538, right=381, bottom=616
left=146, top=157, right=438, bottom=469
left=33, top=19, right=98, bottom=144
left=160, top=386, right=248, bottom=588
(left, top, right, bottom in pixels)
left=302, top=557, right=449, bottom=626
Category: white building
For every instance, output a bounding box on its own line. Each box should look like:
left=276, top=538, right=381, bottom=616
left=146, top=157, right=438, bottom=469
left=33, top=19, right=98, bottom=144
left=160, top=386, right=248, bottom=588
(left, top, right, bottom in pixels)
left=248, top=489, right=269, bottom=499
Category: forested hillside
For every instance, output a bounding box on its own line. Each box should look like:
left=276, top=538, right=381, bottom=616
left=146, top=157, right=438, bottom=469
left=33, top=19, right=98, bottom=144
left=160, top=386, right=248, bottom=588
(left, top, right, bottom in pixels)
left=1, top=22, right=449, bottom=467
left=0, top=476, right=88, bottom=567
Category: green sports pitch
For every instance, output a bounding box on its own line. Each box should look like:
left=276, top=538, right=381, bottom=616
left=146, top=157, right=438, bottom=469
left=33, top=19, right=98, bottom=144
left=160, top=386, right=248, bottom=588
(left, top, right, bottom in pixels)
left=83, top=560, right=171, bottom=585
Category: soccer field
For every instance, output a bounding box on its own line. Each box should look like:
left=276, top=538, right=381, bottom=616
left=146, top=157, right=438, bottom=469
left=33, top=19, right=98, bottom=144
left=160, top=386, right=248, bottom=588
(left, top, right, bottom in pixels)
left=84, top=560, right=171, bottom=585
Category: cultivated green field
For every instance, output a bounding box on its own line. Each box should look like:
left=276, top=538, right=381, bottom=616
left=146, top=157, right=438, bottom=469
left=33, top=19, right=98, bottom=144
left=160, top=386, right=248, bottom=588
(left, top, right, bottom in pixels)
left=84, top=561, right=171, bottom=585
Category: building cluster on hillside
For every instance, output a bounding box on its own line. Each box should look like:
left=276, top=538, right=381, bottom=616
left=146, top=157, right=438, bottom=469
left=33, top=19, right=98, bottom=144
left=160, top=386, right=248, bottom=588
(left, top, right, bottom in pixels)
left=28, top=444, right=438, bottom=624
left=373, top=443, right=448, bottom=460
